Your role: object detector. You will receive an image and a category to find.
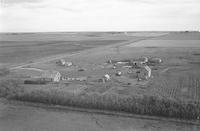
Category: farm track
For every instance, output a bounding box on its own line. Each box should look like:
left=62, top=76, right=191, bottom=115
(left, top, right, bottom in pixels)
left=18, top=67, right=43, bottom=72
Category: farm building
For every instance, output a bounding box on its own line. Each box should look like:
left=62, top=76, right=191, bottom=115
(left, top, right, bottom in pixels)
left=138, top=66, right=151, bottom=80
left=131, top=61, right=144, bottom=68
left=56, top=59, right=66, bottom=66
left=149, top=57, right=162, bottom=64
left=102, top=74, right=111, bottom=83
left=56, top=59, right=73, bottom=67
left=41, top=70, right=61, bottom=82
left=24, top=78, right=49, bottom=84
left=65, top=61, right=73, bottom=67
left=139, top=57, right=148, bottom=63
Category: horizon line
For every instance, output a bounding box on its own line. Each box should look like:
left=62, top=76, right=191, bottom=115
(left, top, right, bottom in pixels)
left=0, top=30, right=199, bottom=34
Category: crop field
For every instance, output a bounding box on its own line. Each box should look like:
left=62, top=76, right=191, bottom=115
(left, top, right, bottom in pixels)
left=148, top=70, right=200, bottom=101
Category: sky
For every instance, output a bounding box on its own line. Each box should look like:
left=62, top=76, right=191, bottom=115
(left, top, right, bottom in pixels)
left=0, top=0, right=200, bottom=32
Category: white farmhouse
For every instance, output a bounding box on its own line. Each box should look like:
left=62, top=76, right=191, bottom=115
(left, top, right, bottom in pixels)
left=42, top=70, right=61, bottom=82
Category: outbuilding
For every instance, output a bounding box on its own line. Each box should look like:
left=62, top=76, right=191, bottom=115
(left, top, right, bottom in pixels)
left=139, top=57, right=148, bottom=63
left=131, top=61, right=144, bottom=68
left=102, top=74, right=111, bottom=83
left=65, top=61, right=73, bottom=67
left=138, top=66, right=151, bottom=80
left=56, top=59, right=66, bottom=66
left=149, top=57, right=162, bottom=64
left=41, top=70, right=61, bottom=82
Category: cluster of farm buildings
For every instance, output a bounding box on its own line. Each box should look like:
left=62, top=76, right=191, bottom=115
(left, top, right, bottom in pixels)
left=24, top=56, right=162, bottom=85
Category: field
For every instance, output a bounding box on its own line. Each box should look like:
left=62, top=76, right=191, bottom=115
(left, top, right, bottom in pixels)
left=0, top=32, right=149, bottom=67
left=1, top=31, right=200, bottom=120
